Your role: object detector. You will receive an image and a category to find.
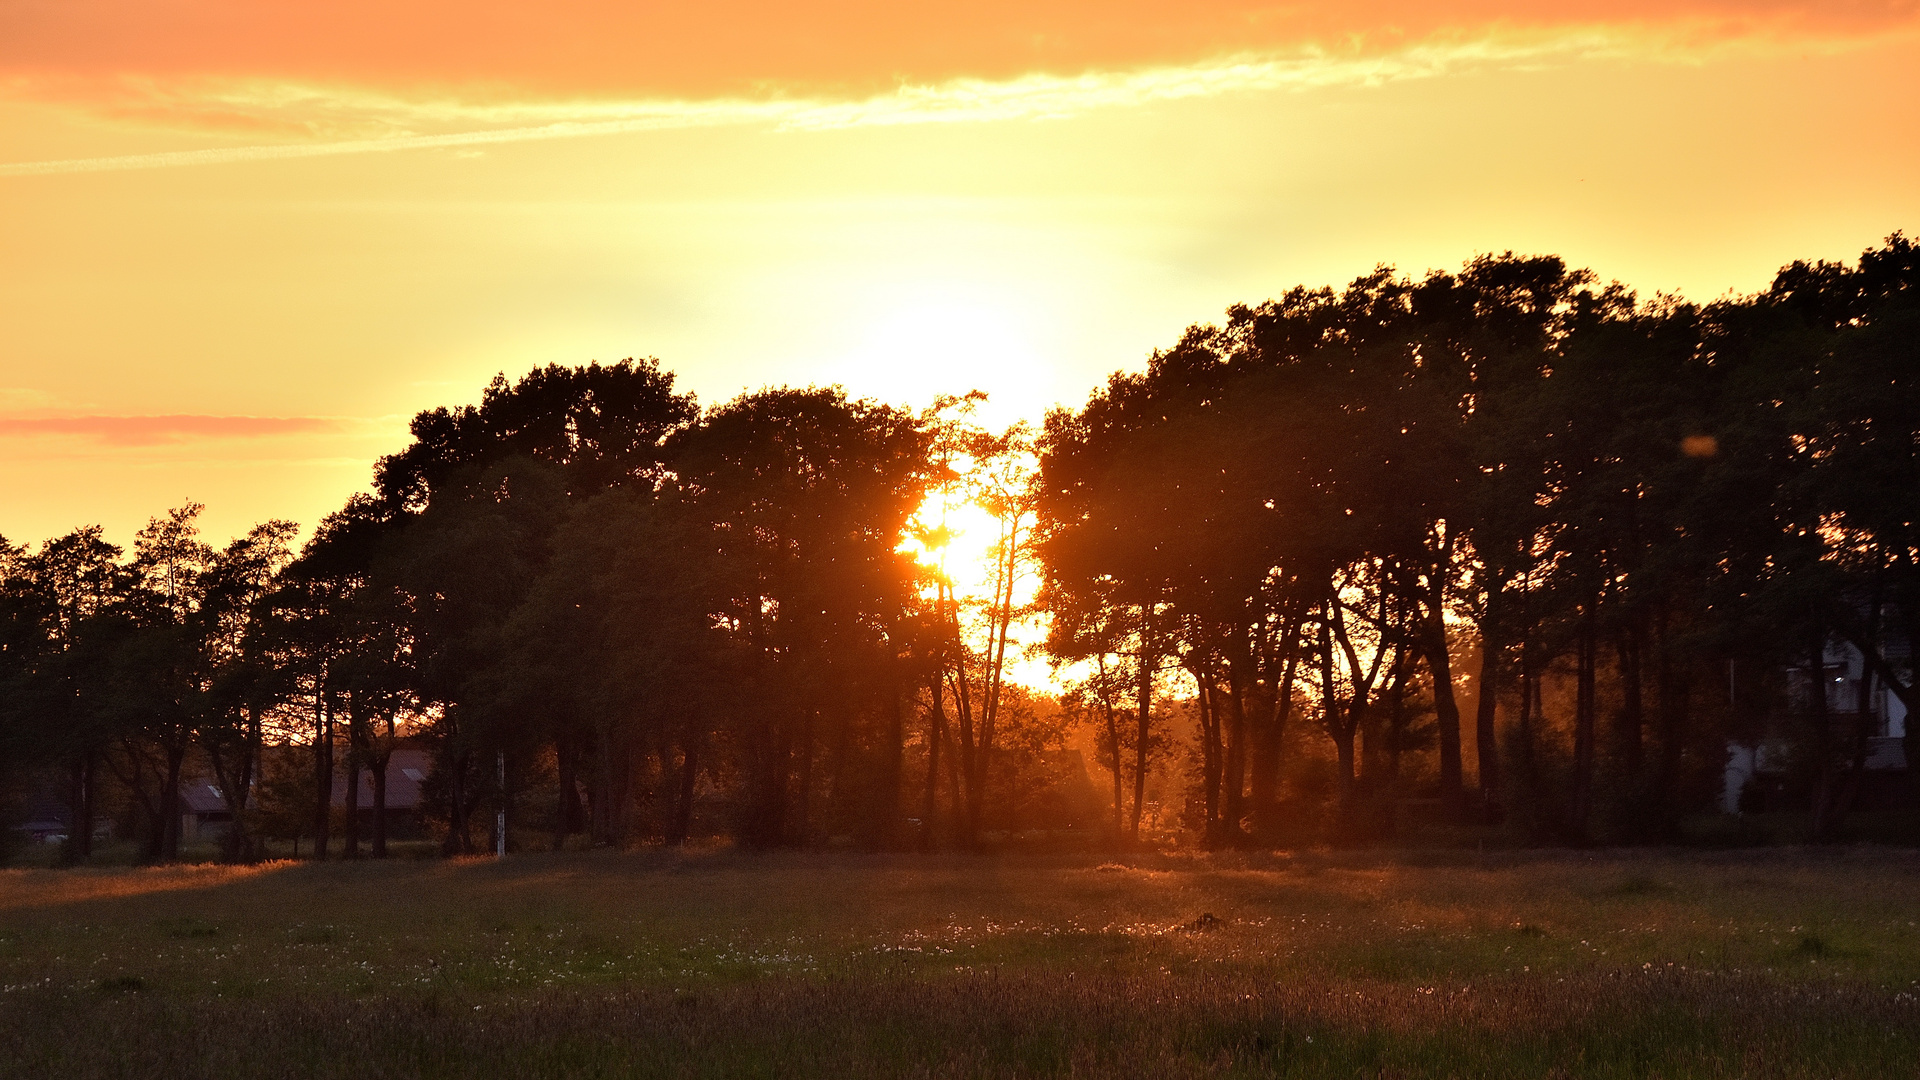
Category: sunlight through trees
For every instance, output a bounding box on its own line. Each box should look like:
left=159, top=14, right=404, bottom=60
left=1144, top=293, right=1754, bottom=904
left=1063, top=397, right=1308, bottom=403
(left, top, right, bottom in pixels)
left=4, top=235, right=1919, bottom=858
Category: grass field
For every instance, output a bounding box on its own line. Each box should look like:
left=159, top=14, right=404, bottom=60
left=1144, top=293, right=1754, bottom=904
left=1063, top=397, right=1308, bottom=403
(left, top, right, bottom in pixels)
left=3, top=848, right=1919, bottom=1078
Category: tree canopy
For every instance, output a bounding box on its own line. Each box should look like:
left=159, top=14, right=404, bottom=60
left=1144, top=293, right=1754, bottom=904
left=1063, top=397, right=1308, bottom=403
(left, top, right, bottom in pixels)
left=4, top=236, right=1917, bottom=860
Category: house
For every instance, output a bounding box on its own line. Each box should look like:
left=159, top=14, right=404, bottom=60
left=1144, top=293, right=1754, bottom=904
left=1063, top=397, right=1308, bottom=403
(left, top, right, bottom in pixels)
left=178, top=780, right=233, bottom=841
left=12, top=791, right=70, bottom=845
left=329, top=747, right=434, bottom=840
left=7, top=786, right=117, bottom=846
left=1722, top=638, right=1910, bottom=813
left=180, top=747, right=436, bottom=842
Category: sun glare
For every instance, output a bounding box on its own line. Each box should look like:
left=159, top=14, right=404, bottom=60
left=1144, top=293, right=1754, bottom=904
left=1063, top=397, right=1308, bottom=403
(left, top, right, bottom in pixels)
left=820, top=282, right=1053, bottom=424
left=902, top=492, right=992, bottom=590
left=901, top=478, right=1056, bottom=688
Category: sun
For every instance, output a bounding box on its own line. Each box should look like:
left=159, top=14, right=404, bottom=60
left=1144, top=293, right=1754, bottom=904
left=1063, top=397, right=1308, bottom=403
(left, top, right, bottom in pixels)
left=900, top=478, right=1060, bottom=688
left=901, top=488, right=1006, bottom=603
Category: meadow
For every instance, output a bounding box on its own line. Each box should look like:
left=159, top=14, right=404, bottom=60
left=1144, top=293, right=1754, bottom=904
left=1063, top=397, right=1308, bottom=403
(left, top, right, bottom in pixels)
left=2, top=848, right=1918, bottom=1078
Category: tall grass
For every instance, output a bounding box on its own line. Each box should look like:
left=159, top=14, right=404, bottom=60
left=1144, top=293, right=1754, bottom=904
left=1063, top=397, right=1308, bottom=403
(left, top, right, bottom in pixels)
left=4, top=848, right=1918, bottom=1077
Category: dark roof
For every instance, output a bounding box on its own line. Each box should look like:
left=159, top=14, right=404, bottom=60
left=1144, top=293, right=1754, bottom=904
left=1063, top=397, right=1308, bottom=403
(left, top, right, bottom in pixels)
left=330, top=748, right=433, bottom=810
left=181, top=747, right=435, bottom=816
left=20, top=789, right=70, bottom=828
left=180, top=782, right=228, bottom=814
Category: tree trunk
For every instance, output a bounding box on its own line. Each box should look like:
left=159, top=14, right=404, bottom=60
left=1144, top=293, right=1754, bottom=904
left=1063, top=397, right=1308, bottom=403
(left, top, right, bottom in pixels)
left=1359, top=668, right=1387, bottom=792
left=561, top=739, right=584, bottom=839
left=1474, top=602, right=1503, bottom=823
left=977, top=528, right=1021, bottom=843
left=1618, top=620, right=1645, bottom=781
left=235, top=707, right=262, bottom=862
left=1245, top=688, right=1280, bottom=837
left=370, top=757, right=389, bottom=858
left=343, top=736, right=362, bottom=859
left=967, top=723, right=992, bottom=847
left=942, top=725, right=965, bottom=838
left=867, top=688, right=904, bottom=849
left=669, top=737, right=698, bottom=846
left=588, top=726, right=609, bottom=846
left=1840, top=624, right=1920, bottom=811
left=1132, top=643, right=1153, bottom=841
left=206, top=729, right=258, bottom=864
left=367, top=714, right=393, bottom=859
left=588, top=723, right=630, bottom=848
left=1096, top=654, right=1124, bottom=840
left=497, top=748, right=512, bottom=854
left=793, top=708, right=815, bottom=846
left=921, top=673, right=945, bottom=851
left=1332, top=726, right=1356, bottom=816
left=826, top=705, right=852, bottom=841
left=1511, top=638, right=1541, bottom=840
left=1248, top=640, right=1301, bottom=842
left=311, top=689, right=334, bottom=861
left=64, top=755, right=94, bottom=863
left=1569, top=602, right=1598, bottom=840
left=1384, top=654, right=1409, bottom=786
left=554, top=734, right=576, bottom=852
left=742, top=708, right=791, bottom=848
left=1424, top=598, right=1466, bottom=819
left=1809, top=632, right=1841, bottom=841
left=443, top=747, right=474, bottom=856
left=1321, top=612, right=1355, bottom=812
left=1193, top=670, right=1222, bottom=843
left=1381, top=648, right=1410, bottom=838
left=612, top=734, right=639, bottom=847
left=1828, top=676, right=1875, bottom=832
left=1650, top=613, right=1690, bottom=834
left=950, top=666, right=979, bottom=849
left=78, top=753, right=96, bottom=861
left=160, top=740, right=186, bottom=862
left=1222, top=655, right=1248, bottom=839
left=108, top=746, right=163, bottom=862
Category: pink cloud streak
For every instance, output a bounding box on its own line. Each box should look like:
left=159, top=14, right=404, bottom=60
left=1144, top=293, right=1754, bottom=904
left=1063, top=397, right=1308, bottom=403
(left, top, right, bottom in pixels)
left=0, top=415, right=343, bottom=446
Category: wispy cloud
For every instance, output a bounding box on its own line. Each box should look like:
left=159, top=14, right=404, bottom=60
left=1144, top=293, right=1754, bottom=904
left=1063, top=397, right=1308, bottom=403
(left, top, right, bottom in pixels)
left=0, top=35, right=1657, bottom=176
left=0, top=415, right=344, bottom=445
left=0, top=388, right=60, bottom=411
left=4, top=4, right=1913, bottom=176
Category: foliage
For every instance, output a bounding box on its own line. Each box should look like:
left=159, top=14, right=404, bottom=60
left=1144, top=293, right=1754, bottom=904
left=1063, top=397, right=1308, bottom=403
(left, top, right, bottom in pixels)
left=3, top=237, right=1918, bottom=859
left=1036, top=234, right=1920, bottom=846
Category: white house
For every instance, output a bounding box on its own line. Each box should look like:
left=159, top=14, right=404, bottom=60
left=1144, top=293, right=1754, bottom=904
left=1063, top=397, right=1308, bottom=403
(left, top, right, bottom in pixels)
left=1722, top=639, right=1909, bottom=813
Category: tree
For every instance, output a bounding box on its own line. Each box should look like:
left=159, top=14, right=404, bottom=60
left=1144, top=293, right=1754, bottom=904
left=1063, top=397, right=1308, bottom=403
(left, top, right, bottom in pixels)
left=669, top=387, right=932, bottom=847
left=194, top=520, right=299, bottom=861
left=5, top=527, right=124, bottom=860
left=914, top=396, right=1045, bottom=847
left=353, top=359, right=699, bottom=854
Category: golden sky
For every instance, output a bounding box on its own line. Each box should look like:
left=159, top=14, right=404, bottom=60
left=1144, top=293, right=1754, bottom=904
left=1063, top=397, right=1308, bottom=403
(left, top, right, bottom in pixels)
left=2, top=0, right=1917, bottom=547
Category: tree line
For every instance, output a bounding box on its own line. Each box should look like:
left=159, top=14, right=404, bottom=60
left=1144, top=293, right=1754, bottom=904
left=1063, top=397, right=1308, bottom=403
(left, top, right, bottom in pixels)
left=2, top=235, right=1916, bottom=860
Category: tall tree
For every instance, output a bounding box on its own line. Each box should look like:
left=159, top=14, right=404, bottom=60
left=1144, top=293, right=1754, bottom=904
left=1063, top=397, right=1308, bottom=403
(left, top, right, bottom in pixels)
left=670, top=387, right=931, bottom=847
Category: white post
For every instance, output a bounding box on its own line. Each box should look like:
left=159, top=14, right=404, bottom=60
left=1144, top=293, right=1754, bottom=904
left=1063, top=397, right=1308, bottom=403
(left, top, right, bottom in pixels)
left=495, top=750, right=507, bottom=858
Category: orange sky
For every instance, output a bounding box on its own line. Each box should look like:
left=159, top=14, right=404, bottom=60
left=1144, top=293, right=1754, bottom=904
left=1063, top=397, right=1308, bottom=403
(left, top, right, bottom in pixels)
left=2, top=0, right=1917, bottom=548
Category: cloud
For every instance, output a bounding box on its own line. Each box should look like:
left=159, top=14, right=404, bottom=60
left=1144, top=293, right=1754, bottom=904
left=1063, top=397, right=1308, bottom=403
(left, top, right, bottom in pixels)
left=1, top=1, right=1913, bottom=175
left=5, top=2, right=1915, bottom=101
left=0, top=415, right=344, bottom=446
left=0, top=31, right=1770, bottom=175
left=0, top=388, right=60, bottom=411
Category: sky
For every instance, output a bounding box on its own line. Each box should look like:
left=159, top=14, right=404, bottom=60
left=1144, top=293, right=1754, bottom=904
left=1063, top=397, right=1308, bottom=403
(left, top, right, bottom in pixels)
left=2, top=0, right=1917, bottom=550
